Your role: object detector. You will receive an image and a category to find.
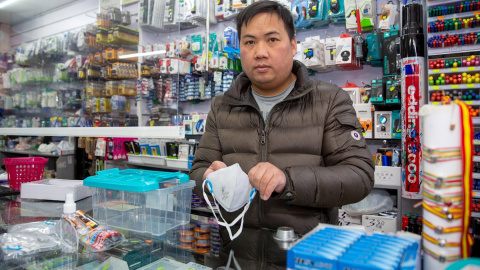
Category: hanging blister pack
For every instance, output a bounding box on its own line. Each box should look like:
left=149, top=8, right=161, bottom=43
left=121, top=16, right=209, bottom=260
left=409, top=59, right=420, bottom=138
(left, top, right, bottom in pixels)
left=366, top=30, right=382, bottom=66
left=327, top=0, right=345, bottom=23
left=291, top=0, right=312, bottom=28
left=354, top=34, right=365, bottom=60
left=307, top=0, right=328, bottom=27
left=300, top=38, right=326, bottom=71
left=379, top=3, right=398, bottom=31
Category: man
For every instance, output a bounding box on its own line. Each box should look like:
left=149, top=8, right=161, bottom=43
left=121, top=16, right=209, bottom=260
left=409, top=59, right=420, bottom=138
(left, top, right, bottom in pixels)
left=189, top=1, right=374, bottom=269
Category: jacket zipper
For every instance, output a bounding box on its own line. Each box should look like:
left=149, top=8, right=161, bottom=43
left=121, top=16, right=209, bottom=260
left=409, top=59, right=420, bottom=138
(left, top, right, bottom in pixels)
left=259, top=229, right=267, bottom=269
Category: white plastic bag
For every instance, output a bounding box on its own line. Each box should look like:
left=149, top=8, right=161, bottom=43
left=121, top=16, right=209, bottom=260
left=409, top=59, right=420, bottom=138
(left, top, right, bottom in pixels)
left=342, top=189, right=394, bottom=216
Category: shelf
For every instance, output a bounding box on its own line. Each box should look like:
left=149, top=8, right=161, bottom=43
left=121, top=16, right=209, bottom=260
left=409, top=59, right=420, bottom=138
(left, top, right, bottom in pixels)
left=428, top=66, right=480, bottom=75
left=427, top=10, right=480, bottom=23
left=428, top=44, right=480, bottom=56
left=474, top=173, right=480, bottom=179
left=429, top=84, right=480, bottom=91
left=431, top=100, right=480, bottom=105
left=473, top=189, right=480, bottom=198
left=472, top=212, right=480, bottom=218
left=426, top=0, right=461, bottom=7
left=373, top=184, right=401, bottom=190
left=0, top=126, right=185, bottom=139
left=427, top=28, right=480, bottom=38
left=0, top=149, right=74, bottom=157
left=126, top=161, right=189, bottom=171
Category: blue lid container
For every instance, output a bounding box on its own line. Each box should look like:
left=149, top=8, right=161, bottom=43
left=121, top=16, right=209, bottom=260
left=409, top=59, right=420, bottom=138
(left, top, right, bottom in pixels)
left=83, top=168, right=190, bottom=192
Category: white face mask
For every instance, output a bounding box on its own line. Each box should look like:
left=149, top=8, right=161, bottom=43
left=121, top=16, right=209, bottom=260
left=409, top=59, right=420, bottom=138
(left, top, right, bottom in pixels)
left=202, top=163, right=257, bottom=240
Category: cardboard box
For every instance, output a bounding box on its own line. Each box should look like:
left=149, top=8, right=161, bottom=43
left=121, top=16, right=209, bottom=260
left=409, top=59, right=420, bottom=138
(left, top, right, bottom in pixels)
left=362, top=214, right=397, bottom=233
left=338, top=209, right=362, bottom=226
left=374, top=166, right=401, bottom=187
left=21, top=179, right=92, bottom=201
left=21, top=196, right=93, bottom=217
left=353, top=104, right=373, bottom=138
left=335, top=36, right=353, bottom=66
left=374, top=111, right=392, bottom=138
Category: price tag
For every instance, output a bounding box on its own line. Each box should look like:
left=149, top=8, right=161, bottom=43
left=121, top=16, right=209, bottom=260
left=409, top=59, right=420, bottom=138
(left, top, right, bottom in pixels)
left=451, top=68, right=458, bottom=72
left=475, top=11, right=480, bottom=15
left=432, top=102, right=440, bottom=105
left=465, top=101, right=473, bottom=105
left=437, top=16, right=444, bottom=19
left=467, top=84, right=475, bottom=88
left=432, top=86, right=440, bottom=90
left=451, top=85, right=459, bottom=88
left=468, top=67, right=476, bottom=71
left=432, top=69, right=440, bottom=73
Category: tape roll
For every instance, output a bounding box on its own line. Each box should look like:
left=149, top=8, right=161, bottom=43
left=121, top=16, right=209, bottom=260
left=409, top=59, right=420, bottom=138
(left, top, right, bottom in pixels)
left=179, top=230, right=194, bottom=236
left=196, top=223, right=211, bottom=232
left=195, top=239, right=210, bottom=246
left=180, top=235, right=195, bottom=243
left=195, top=245, right=211, bottom=254
left=194, top=231, right=210, bottom=240
left=180, top=242, right=194, bottom=250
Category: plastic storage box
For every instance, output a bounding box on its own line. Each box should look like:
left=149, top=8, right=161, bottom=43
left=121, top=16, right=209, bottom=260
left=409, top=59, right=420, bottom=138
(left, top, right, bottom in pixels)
left=84, top=168, right=195, bottom=236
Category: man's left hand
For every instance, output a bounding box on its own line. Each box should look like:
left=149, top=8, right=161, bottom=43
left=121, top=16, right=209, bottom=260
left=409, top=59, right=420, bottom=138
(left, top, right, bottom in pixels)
left=248, top=162, right=286, bottom=201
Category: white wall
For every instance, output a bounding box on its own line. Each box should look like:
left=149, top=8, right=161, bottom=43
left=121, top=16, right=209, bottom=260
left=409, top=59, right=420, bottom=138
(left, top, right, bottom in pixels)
left=0, top=24, right=11, bottom=53
left=10, top=0, right=98, bottom=47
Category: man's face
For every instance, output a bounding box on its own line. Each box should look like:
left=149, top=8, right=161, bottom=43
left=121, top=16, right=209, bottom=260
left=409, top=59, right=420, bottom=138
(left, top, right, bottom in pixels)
left=240, top=13, right=297, bottom=95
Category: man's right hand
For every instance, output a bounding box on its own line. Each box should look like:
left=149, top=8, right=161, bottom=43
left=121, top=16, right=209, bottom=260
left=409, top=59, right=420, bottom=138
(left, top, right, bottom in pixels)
left=203, top=161, right=227, bottom=180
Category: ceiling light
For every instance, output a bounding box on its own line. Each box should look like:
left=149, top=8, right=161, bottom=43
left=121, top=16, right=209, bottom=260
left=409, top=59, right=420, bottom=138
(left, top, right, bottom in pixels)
left=118, top=50, right=166, bottom=59
left=0, top=0, right=20, bottom=9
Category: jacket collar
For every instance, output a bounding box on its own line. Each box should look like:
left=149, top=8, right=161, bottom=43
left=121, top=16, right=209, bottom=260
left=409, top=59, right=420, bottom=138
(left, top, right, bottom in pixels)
left=222, top=60, right=313, bottom=106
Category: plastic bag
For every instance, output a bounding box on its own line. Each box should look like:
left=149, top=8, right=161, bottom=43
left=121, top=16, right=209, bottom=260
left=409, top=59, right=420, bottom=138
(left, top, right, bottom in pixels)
left=68, top=210, right=124, bottom=252
left=342, top=189, right=394, bottom=216
left=9, top=220, right=60, bottom=236
left=0, top=233, right=62, bottom=260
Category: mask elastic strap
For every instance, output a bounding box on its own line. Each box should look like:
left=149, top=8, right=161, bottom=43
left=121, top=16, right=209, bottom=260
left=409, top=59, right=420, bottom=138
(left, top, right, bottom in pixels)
left=202, top=180, right=256, bottom=240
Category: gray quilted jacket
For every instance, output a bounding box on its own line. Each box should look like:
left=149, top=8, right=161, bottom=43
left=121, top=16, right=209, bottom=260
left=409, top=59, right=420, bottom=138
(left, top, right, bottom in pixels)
left=189, top=60, right=374, bottom=269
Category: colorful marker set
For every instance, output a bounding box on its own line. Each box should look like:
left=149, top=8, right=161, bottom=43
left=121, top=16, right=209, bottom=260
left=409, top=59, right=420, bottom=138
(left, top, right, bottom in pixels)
left=428, top=0, right=480, bottom=17
left=401, top=214, right=423, bottom=235
left=427, top=32, right=480, bottom=48
left=468, top=105, right=480, bottom=116
left=430, top=90, right=480, bottom=101
left=429, top=72, right=480, bottom=85
left=429, top=55, right=480, bottom=69
left=471, top=199, right=480, bottom=210
left=428, top=15, right=480, bottom=33
left=472, top=179, right=480, bottom=188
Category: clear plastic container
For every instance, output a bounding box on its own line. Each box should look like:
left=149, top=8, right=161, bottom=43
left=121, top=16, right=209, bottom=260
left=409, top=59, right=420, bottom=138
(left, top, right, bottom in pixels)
left=85, top=169, right=194, bottom=236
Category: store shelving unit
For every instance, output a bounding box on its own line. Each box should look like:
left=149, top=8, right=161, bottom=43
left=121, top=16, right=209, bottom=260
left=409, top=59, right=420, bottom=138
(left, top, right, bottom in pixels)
left=429, top=84, right=480, bottom=91
left=428, top=66, right=480, bottom=75
left=0, top=148, right=75, bottom=179
left=125, top=161, right=189, bottom=172
left=427, top=10, right=480, bottom=23
left=428, top=44, right=480, bottom=56
left=0, top=126, right=185, bottom=139
left=426, top=0, right=480, bottom=236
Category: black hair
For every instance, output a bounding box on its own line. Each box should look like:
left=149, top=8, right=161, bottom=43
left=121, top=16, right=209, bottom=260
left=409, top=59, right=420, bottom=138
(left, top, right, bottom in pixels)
left=236, top=1, right=295, bottom=41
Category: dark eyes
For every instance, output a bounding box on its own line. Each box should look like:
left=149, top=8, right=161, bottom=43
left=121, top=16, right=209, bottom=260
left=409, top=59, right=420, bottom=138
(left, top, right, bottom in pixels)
left=243, top=38, right=279, bottom=46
